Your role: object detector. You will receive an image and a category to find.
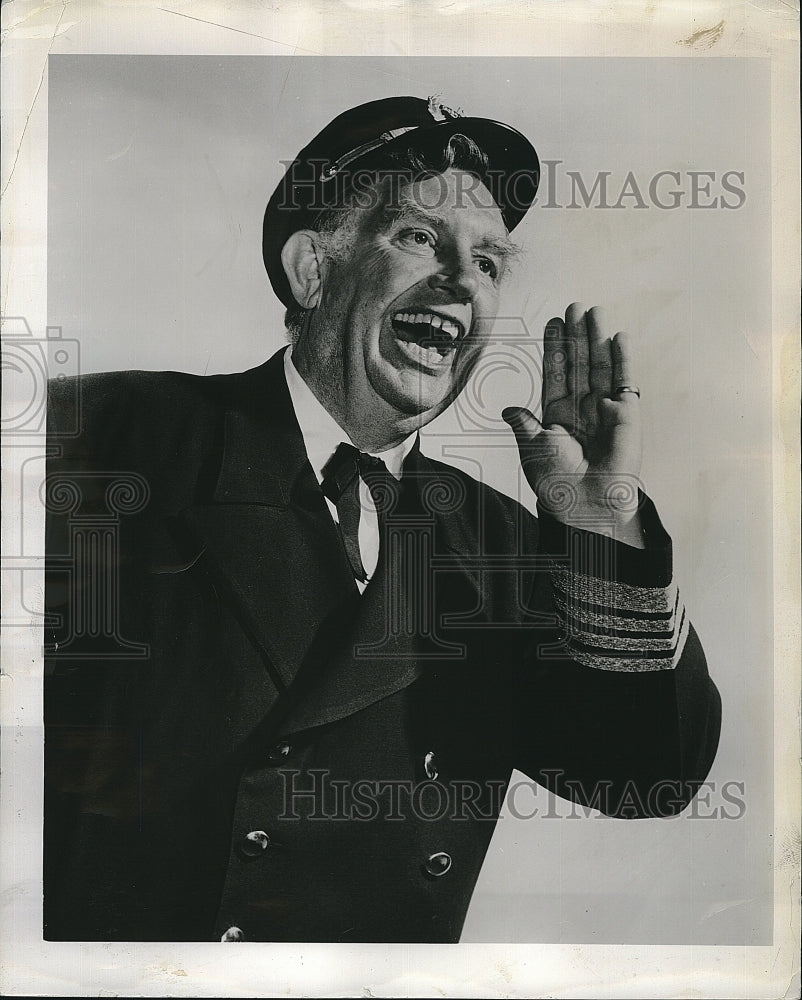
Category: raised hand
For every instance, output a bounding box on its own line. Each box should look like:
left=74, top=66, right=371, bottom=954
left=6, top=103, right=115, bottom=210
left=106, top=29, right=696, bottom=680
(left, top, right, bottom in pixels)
left=503, top=303, right=645, bottom=546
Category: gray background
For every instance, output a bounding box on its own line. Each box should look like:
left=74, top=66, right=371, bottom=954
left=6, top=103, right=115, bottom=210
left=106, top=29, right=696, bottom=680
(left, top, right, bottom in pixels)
left=48, top=55, right=773, bottom=944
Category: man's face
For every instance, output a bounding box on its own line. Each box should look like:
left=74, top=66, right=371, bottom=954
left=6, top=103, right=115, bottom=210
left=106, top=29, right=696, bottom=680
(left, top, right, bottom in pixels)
left=296, top=168, right=518, bottom=436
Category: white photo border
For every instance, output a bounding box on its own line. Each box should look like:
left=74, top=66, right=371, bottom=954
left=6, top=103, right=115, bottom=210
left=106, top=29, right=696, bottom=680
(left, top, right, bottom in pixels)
left=1, top=2, right=799, bottom=997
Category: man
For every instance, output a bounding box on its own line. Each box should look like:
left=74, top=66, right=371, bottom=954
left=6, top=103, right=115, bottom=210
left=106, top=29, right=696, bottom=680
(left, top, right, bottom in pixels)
left=44, top=96, right=721, bottom=943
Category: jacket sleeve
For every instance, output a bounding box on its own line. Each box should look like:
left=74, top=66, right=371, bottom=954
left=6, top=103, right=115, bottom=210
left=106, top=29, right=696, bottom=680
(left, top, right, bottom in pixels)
left=513, top=493, right=721, bottom=818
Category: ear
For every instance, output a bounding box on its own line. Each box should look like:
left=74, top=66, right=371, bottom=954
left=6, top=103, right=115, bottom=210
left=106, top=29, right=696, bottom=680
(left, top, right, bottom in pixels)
left=281, top=230, right=323, bottom=309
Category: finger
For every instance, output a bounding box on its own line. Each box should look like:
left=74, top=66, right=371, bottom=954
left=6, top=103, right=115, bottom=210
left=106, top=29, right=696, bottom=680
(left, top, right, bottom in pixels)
left=587, top=306, right=613, bottom=395
left=503, top=407, right=581, bottom=497
left=502, top=406, right=543, bottom=447
left=542, top=316, right=568, bottom=408
left=565, top=302, right=590, bottom=397
left=611, top=332, right=637, bottom=401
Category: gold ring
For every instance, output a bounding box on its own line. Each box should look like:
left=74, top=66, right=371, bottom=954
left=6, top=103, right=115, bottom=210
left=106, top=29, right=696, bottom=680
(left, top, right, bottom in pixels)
left=614, top=384, right=640, bottom=399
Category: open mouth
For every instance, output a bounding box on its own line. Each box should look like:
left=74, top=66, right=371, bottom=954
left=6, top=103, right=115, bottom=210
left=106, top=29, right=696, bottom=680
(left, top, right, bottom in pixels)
left=390, top=310, right=465, bottom=367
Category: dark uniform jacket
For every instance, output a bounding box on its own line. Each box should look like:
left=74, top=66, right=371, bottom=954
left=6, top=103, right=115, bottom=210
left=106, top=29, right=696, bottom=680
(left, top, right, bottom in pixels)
left=44, top=348, right=721, bottom=943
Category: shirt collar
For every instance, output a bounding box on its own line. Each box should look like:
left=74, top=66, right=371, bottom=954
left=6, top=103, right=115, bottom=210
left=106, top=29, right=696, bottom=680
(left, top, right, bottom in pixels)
left=283, top=347, right=416, bottom=482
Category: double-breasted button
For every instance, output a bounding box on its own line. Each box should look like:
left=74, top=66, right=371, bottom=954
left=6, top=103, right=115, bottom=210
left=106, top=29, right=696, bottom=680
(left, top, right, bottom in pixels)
left=424, top=851, right=452, bottom=877
left=266, top=742, right=292, bottom=764
left=423, top=751, right=438, bottom=780
left=239, top=830, right=270, bottom=858
left=221, top=925, right=245, bottom=942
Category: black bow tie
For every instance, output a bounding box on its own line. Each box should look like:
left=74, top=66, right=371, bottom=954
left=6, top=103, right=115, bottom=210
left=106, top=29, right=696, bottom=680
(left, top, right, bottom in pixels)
left=320, top=443, right=393, bottom=583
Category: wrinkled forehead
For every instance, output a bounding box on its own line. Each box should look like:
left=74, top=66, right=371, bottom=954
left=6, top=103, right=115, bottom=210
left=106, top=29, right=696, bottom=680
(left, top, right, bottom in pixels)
left=363, top=168, right=511, bottom=240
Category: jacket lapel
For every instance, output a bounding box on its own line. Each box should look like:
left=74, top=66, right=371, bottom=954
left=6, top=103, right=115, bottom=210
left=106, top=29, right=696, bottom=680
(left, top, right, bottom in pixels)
left=276, top=446, right=482, bottom=736
left=174, top=350, right=481, bottom=737
left=177, top=349, right=357, bottom=693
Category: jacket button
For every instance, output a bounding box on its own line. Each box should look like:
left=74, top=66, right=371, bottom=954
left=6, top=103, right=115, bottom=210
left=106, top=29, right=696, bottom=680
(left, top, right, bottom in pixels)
left=239, top=830, right=271, bottom=858
left=266, top=742, right=292, bottom=764
left=221, top=926, right=245, bottom=942
left=424, top=751, right=438, bottom=780
left=424, top=851, right=452, bottom=877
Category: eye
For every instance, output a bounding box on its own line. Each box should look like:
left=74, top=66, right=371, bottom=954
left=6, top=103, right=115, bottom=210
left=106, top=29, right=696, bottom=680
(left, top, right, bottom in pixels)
left=475, top=256, right=498, bottom=278
left=396, top=228, right=437, bottom=253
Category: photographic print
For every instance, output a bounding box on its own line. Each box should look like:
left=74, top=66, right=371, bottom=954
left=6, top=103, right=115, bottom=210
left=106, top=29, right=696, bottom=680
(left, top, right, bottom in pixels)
left=2, top=2, right=799, bottom=997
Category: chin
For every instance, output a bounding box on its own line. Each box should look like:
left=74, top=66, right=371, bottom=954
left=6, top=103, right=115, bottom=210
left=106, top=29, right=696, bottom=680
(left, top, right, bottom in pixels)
left=379, top=368, right=455, bottom=420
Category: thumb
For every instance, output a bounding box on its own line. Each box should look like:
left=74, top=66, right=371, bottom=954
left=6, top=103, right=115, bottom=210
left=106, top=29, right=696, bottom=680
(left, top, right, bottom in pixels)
left=502, top=406, right=543, bottom=446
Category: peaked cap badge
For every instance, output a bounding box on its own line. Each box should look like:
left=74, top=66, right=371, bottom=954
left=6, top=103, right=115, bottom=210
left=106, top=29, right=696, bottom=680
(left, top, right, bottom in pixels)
left=427, top=95, right=465, bottom=123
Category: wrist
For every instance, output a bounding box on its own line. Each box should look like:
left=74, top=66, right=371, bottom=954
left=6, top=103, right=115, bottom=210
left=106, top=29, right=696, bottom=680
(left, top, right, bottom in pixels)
left=537, top=485, right=646, bottom=549
left=548, top=508, right=645, bottom=548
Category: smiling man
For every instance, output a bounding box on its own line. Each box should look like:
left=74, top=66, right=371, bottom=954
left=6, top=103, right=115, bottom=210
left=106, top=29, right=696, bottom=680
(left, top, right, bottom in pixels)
left=43, top=96, right=721, bottom=943
left=284, top=168, right=513, bottom=443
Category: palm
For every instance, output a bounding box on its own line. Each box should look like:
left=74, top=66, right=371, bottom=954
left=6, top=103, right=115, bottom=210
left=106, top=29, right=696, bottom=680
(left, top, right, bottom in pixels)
left=543, top=388, right=607, bottom=466
left=504, top=303, right=643, bottom=522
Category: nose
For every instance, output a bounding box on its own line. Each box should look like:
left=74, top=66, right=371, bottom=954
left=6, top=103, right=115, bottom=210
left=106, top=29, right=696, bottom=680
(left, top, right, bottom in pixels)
left=427, top=249, right=480, bottom=301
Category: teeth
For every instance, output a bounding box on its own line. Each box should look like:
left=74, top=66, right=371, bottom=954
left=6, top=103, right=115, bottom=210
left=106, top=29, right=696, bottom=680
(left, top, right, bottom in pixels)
left=393, top=310, right=462, bottom=340
left=403, top=341, right=447, bottom=365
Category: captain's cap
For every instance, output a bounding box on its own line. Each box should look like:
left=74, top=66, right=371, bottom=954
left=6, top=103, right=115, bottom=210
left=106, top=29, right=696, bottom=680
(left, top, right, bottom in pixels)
left=263, top=95, right=540, bottom=309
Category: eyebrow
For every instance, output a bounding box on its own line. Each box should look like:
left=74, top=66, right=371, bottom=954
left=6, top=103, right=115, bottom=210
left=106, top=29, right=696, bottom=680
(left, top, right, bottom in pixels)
left=379, top=202, right=524, bottom=261
left=379, top=202, right=448, bottom=230
left=475, top=234, right=524, bottom=261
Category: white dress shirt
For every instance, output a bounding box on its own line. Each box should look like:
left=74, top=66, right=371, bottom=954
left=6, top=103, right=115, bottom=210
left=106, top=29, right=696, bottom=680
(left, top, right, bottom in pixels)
left=283, top=348, right=417, bottom=592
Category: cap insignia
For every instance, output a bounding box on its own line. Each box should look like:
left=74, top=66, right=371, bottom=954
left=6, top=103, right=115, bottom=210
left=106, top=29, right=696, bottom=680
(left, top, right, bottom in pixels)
left=427, top=95, right=464, bottom=122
